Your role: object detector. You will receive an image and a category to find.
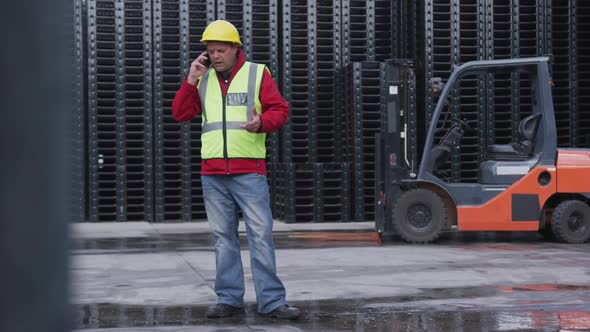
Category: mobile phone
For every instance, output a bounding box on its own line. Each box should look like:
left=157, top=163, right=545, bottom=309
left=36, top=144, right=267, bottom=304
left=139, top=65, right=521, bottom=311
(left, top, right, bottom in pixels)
left=202, top=54, right=211, bottom=67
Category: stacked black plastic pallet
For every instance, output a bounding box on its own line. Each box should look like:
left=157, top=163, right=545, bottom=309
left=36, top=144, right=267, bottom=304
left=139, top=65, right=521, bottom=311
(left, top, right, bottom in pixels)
left=342, top=0, right=368, bottom=63
left=391, top=1, right=418, bottom=60
left=373, top=0, right=395, bottom=61
left=315, top=1, right=340, bottom=163
left=270, top=162, right=287, bottom=222
left=87, top=0, right=118, bottom=222
left=342, top=0, right=394, bottom=63
left=457, top=0, right=485, bottom=183
left=488, top=0, right=590, bottom=177
left=281, top=0, right=328, bottom=164
left=486, top=0, right=542, bottom=159
left=419, top=0, right=480, bottom=182
left=126, top=0, right=155, bottom=222
left=420, top=0, right=455, bottom=182
left=248, top=0, right=281, bottom=171
left=550, top=0, right=590, bottom=147
left=273, top=0, right=350, bottom=223
left=153, top=0, right=192, bottom=222
left=490, top=0, right=546, bottom=151
left=490, top=0, right=519, bottom=148
left=328, top=0, right=396, bottom=223
left=187, top=0, right=214, bottom=221
left=215, top=0, right=279, bottom=69
left=153, top=0, right=213, bottom=222
left=322, top=0, right=349, bottom=222
left=272, top=163, right=314, bottom=223
left=577, top=0, right=590, bottom=146
left=272, top=162, right=351, bottom=223
left=73, top=0, right=86, bottom=223
left=87, top=0, right=154, bottom=222
left=551, top=0, right=577, bottom=147
left=551, top=0, right=587, bottom=146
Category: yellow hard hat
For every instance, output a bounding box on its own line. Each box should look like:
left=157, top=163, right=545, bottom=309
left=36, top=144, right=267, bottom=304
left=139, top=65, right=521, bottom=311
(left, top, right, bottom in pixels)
left=200, top=20, right=242, bottom=46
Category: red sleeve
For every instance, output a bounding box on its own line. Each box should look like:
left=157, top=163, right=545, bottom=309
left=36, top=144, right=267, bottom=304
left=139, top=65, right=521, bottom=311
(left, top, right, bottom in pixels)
left=258, top=69, right=289, bottom=133
left=172, top=79, right=202, bottom=122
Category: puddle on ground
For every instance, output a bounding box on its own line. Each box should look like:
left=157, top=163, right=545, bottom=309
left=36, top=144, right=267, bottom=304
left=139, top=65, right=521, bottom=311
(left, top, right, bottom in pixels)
left=74, top=285, right=590, bottom=331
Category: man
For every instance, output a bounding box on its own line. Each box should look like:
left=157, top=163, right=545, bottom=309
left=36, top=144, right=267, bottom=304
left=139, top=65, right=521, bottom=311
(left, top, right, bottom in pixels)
left=171, top=20, right=300, bottom=320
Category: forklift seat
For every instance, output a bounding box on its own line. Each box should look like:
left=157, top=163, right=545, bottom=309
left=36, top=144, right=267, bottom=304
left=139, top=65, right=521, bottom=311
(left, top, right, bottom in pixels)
left=487, top=113, right=542, bottom=161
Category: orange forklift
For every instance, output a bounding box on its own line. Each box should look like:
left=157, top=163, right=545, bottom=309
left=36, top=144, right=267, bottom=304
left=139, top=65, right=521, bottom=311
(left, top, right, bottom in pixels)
left=375, top=57, right=590, bottom=244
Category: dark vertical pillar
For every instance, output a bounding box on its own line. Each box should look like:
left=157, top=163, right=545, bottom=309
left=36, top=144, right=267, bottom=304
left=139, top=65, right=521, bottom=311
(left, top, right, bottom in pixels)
left=0, top=0, right=70, bottom=330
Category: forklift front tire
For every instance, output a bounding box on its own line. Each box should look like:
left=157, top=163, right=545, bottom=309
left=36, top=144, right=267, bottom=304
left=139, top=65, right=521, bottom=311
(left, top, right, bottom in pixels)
left=551, top=200, right=590, bottom=244
left=392, top=189, right=448, bottom=243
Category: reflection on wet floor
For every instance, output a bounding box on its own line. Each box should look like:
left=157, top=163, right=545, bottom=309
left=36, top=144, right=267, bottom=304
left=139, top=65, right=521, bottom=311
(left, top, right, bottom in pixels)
left=72, top=229, right=570, bottom=254
left=71, top=230, right=384, bottom=253
left=498, top=284, right=590, bottom=292
left=74, top=297, right=590, bottom=331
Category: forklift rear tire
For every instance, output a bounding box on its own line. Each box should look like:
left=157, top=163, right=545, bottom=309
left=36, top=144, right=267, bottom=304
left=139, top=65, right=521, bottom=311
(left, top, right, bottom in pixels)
left=392, top=189, right=448, bottom=243
left=551, top=200, right=590, bottom=244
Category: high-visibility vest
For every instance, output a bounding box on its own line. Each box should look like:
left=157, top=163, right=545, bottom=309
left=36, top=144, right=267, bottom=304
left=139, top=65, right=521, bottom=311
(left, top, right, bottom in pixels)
left=197, top=62, right=266, bottom=160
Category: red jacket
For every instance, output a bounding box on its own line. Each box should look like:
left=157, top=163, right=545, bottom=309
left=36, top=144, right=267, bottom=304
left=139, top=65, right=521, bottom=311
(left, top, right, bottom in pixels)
left=172, top=50, right=289, bottom=176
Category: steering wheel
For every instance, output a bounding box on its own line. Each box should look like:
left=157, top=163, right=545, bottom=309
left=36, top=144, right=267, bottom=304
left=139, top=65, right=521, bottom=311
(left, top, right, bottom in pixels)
left=458, top=119, right=475, bottom=134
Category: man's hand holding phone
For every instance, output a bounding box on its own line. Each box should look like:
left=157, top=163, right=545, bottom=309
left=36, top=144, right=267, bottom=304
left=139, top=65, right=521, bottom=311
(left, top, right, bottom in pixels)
left=187, top=52, right=211, bottom=85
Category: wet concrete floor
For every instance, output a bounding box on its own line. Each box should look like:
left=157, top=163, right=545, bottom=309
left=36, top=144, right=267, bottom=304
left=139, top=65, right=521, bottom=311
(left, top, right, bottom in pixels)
left=74, top=307, right=590, bottom=331
left=74, top=285, right=590, bottom=331
left=72, top=228, right=590, bottom=331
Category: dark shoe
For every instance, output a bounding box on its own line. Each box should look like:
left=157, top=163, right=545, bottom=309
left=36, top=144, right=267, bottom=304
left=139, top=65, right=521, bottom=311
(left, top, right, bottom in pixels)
left=264, top=305, right=301, bottom=320
left=206, top=303, right=243, bottom=318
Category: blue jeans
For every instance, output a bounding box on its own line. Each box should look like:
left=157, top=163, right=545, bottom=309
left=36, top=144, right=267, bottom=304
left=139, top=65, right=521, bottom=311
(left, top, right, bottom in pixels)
left=201, top=173, right=287, bottom=314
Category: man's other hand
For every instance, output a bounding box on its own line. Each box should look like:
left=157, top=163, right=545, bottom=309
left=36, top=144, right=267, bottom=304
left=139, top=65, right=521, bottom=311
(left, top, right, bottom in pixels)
left=240, top=107, right=261, bottom=133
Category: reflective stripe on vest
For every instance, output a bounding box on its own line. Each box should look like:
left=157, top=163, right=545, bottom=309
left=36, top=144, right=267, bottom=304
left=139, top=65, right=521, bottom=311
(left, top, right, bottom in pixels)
left=197, top=62, right=267, bottom=159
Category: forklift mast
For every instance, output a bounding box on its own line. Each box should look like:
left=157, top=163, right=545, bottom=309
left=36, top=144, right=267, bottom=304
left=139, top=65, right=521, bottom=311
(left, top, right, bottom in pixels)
left=375, top=60, right=417, bottom=234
